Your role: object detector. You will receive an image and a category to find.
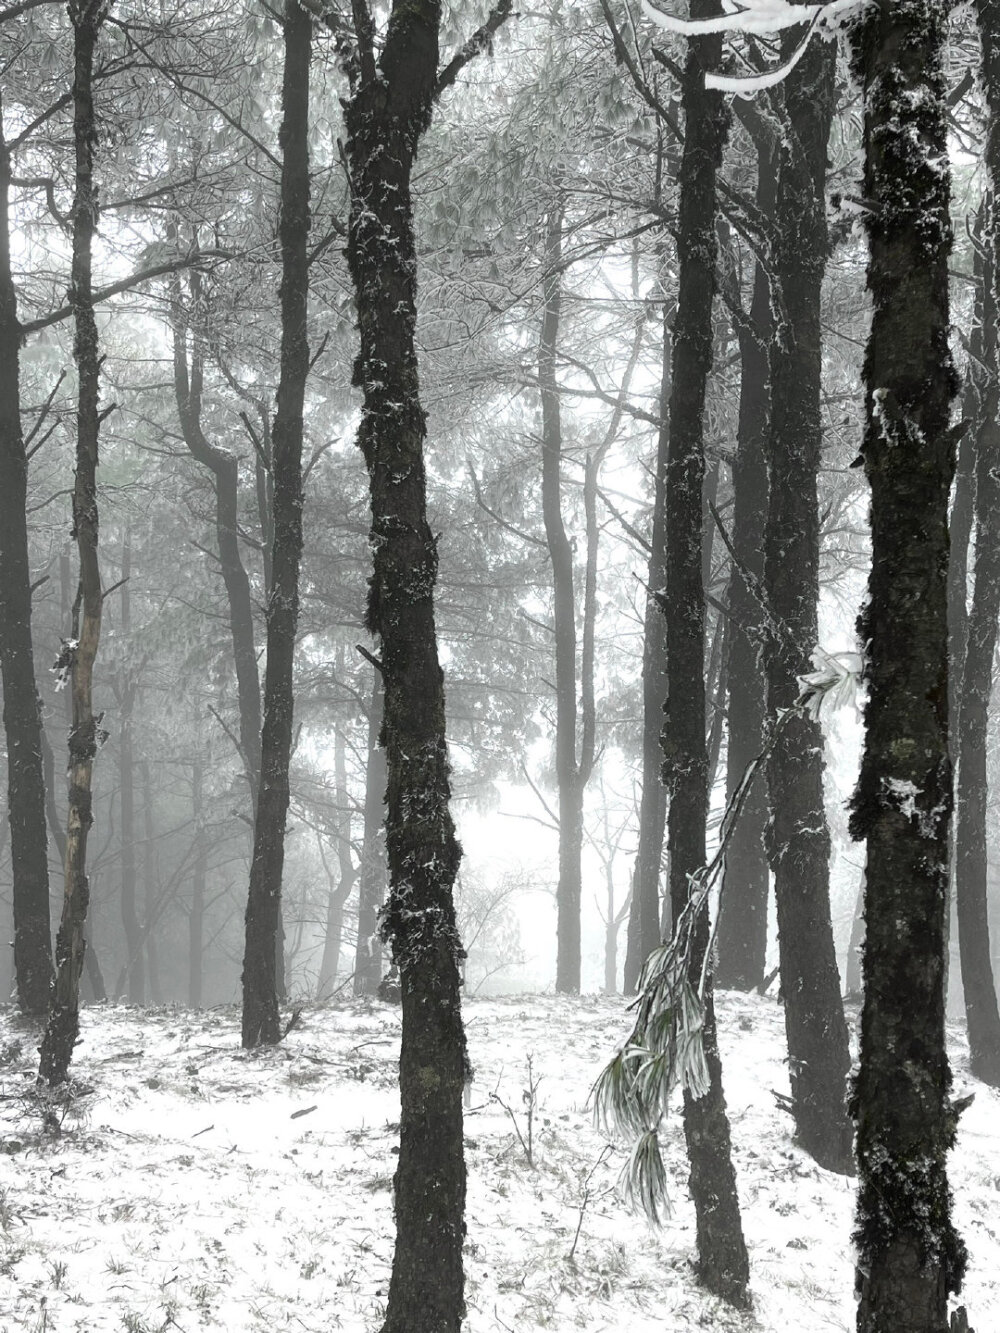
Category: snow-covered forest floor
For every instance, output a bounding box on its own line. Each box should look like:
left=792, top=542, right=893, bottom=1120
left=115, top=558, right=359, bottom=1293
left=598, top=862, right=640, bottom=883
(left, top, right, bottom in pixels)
left=0, top=991, right=997, bottom=1333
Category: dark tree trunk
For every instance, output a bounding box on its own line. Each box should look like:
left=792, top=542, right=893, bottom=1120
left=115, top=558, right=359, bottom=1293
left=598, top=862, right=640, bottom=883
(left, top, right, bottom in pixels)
left=0, top=98, right=52, bottom=1018
left=317, top=723, right=356, bottom=998
left=538, top=204, right=592, bottom=995
left=661, top=10, right=748, bottom=1307
left=763, top=35, right=853, bottom=1174
left=850, top=3, right=967, bottom=1327
left=341, top=0, right=507, bottom=1323
left=189, top=760, right=205, bottom=1009
left=241, top=0, right=311, bottom=1048
left=623, top=301, right=669, bottom=995
left=354, top=670, right=386, bottom=995
left=715, top=147, right=774, bottom=993
left=38, top=0, right=107, bottom=1085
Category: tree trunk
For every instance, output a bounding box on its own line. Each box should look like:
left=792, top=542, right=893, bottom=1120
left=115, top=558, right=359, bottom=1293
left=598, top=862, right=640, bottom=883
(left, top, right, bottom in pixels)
left=38, top=0, right=107, bottom=1085
left=850, top=3, right=967, bottom=1327
left=661, top=9, right=748, bottom=1307
left=953, top=221, right=1000, bottom=1087
left=623, top=300, right=670, bottom=994
left=317, top=723, right=356, bottom=998
left=241, top=0, right=311, bottom=1048
left=171, top=282, right=262, bottom=813
left=539, top=204, right=589, bottom=995
left=189, top=760, right=205, bottom=1009
left=343, top=4, right=478, bottom=1325
left=764, top=34, right=853, bottom=1175
left=952, top=0, right=1000, bottom=1091
left=118, top=538, right=144, bottom=1005
left=714, top=146, right=774, bottom=993
left=354, top=670, right=386, bottom=995
left=0, top=96, right=52, bottom=1017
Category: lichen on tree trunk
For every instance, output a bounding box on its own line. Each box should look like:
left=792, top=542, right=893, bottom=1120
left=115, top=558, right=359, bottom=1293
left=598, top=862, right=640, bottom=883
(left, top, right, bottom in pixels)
left=38, top=0, right=108, bottom=1087
left=850, top=2, right=967, bottom=1327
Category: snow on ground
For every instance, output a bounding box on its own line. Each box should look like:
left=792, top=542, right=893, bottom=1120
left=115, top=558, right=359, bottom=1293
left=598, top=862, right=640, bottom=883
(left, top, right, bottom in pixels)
left=0, top=991, right=997, bottom=1332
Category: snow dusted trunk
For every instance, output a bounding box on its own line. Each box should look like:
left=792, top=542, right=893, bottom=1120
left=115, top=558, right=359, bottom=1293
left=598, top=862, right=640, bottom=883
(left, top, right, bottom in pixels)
left=0, top=95, right=52, bottom=1017
left=850, top=2, right=967, bottom=1327
left=241, top=0, right=311, bottom=1048
left=714, top=143, right=774, bottom=993
left=38, top=0, right=107, bottom=1086
left=341, top=0, right=503, bottom=1323
left=623, top=299, right=669, bottom=995
left=764, top=33, right=853, bottom=1175
left=661, top=5, right=749, bottom=1307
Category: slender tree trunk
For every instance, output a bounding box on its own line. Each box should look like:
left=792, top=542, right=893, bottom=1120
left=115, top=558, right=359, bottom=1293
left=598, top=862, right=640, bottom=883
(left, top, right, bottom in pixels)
left=171, top=284, right=262, bottom=813
left=142, top=759, right=162, bottom=1004
left=850, top=3, right=967, bottom=1327
left=189, top=760, right=205, bottom=1009
left=38, top=0, right=107, bottom=1086
left=0, top=96, right=52, bottom=1017
left=317, top=724, right=356, bottom=997
left=952, top=0, right=1000, bottom=1090
left=354, top=670, right=386, bottom=995
left=661, top=9, right=748, bottom=1307
left=342, top=3, right=489, bottom=1323
left=539, top=204, right=587, bottom=995
left=845, top=872, right=865, bottom=1000
left=764, top=34, right=853, bottom=1174
left=715, top=147, right=774, bottom=993
left=954, top=217, right=1000, bottom=1088
left=118, top=537, right=144, bottom=1005
left=241, top=0, right=311, bottom=1048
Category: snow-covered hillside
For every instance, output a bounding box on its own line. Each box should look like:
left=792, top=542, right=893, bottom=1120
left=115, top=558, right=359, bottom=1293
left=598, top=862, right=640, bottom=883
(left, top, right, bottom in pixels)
left=0, top=992, right=996, bottom=1332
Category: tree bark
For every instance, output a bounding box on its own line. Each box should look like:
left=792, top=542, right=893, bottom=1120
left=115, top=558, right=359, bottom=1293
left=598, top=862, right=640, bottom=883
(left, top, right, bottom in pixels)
left=661, top=8, right=748, bottom=1307
left=241, top=0, right=311, bottom=1048
left=0, top=95, right=52, bottom=1018
left=850, top=3, right=967, bottom=1327
left=354, top=670, right=386, bottom=995
left=764, top=34, right=853, bottom=1174
left=342, top=2, right=489, bottom=1324
left=38, top=0, right=107, bottom=1086
left=715, top=147, right=774, bottom=993
left=623, top=300, right=670, bottom=995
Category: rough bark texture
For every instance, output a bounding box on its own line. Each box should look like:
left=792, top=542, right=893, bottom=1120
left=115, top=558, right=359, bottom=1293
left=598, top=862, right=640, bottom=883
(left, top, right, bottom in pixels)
left=342, top=4, right=477, bottom=1327
left=661, top=12, right=749, bottom=1308
left=353, top=671, right=386, bottom=995
left=623, top=301, right=669, bottom=994
left=38, top=0, right=106, bottom=1086
left=241, top=0, right=311, bottom=1048
left=764, top=34, right=853, bottom=1174
left=850, top=3, right=967, bottom=1327
left=0, top=98, right=53, bottom=1017
left=715, top=149, right=773, bottom=992
left=539, top=205, right=593, bottom=995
